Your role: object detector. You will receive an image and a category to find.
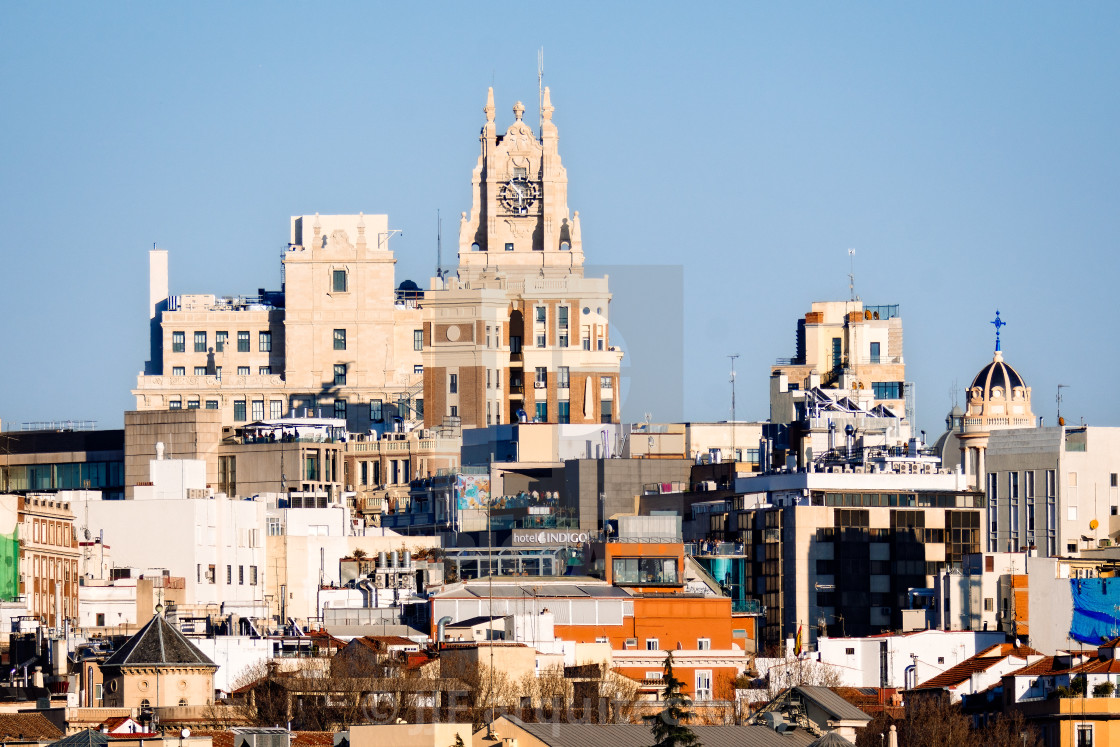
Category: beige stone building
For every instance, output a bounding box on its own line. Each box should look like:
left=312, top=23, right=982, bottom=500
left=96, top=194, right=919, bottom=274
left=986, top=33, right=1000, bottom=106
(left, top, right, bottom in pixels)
left=422, top=88, right=623, bottom=430
left=771, top=300, right=908, bottom=415
left=132, top=213, right=423, bottom=432
left=18, top=494, right=80, bottom=627
left=100, top=612, right=217, bottom=708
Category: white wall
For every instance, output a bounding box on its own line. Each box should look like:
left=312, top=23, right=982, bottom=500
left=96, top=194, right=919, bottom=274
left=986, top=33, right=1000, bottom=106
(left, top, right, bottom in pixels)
left=818, top=630, right=1006, bottom=688
left=73, top=494, right=266, bottom=616
left=194, top=635, right=273, bottom=693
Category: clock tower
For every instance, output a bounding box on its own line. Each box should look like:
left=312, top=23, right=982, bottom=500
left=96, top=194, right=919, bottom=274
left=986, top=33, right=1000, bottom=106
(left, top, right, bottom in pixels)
left=457, top=87, right=583, bottom=275
left=423, top=88, right=622, bottom=430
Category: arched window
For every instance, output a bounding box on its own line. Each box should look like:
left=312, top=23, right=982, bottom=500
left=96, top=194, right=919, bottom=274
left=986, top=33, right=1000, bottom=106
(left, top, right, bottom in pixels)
left=139, top=698, right=150, bottom=708
left=178, top=698, right=188, bottom=707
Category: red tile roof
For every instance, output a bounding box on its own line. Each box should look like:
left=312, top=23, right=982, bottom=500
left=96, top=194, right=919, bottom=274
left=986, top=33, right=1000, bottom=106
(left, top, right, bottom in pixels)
left=917, top=644, right=1042, bottom=690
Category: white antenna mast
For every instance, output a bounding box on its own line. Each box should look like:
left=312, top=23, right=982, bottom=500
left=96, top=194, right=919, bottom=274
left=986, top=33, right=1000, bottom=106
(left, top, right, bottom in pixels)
left=537, top=47, right=545, bottom=129
left=436, top=210, right=442, bottom=280
left=847, top=248, right=857, bottom=301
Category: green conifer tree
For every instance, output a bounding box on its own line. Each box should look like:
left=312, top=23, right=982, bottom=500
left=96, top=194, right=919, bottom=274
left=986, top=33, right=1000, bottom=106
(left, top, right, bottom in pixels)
left=644, top=651, right=702, bottom=747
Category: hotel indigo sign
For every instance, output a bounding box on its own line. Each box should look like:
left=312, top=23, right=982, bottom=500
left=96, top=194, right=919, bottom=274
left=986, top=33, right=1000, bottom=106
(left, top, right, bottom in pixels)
left=511, top=529, right=590, bottom=546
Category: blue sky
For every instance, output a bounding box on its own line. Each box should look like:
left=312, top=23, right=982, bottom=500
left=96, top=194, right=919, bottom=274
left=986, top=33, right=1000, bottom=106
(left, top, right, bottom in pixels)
left=2, top=2, right=1117, bottom=435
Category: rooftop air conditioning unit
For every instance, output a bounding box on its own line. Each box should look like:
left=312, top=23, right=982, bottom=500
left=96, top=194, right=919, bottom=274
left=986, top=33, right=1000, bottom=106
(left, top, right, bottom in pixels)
left=534, top=381, right=546, bottom=389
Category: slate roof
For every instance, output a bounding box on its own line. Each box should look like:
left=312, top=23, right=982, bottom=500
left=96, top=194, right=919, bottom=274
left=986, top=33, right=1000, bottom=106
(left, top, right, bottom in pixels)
left=496, top=715, right=816, bottom=747
left=797, top=686, right=872, bottom=723
left=192, top=732, right=334, bottom=747
left=0, top=713, right=64, bottom=741
left=51, top=730, right=112, bottom=747
left=102, top=614, right=216, bottom=668
left=808, top=734, right=855, bottom=747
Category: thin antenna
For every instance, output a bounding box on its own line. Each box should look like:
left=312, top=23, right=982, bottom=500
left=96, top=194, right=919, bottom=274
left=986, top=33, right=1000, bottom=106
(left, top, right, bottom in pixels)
left=847, top=248, right=857, bottom=301
left=538, top=47, right=544, bottom=128
left=436, top=210, right=443, bottom=280
left=729, top=354, right=740, bottom=464
left=1057, top=384, right=1069, bottom=426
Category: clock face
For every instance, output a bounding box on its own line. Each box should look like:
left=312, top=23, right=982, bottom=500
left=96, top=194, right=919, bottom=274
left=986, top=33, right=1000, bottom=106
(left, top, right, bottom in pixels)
left=499, top=177, right=540, bottom=215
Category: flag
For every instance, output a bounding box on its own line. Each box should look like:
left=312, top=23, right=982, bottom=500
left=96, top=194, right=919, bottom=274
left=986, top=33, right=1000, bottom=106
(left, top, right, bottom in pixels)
left=795, top=624, right=803, bottom=656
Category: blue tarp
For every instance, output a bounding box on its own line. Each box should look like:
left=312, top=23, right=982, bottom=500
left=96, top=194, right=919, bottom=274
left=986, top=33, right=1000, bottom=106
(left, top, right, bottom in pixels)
left=1069, top=577, right=1120, bottom=644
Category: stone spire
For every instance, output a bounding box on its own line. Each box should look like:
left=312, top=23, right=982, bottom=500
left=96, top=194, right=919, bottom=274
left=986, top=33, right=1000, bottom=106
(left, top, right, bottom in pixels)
left=540, top=86, right=554, bottom=122
left=484, top=87, right=495, bottom=123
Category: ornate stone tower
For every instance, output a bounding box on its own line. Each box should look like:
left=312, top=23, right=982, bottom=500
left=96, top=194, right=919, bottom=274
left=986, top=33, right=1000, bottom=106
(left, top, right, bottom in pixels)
left=422, top=89, right=623, bottom=430
left=457, top=87, right=583, bottom=273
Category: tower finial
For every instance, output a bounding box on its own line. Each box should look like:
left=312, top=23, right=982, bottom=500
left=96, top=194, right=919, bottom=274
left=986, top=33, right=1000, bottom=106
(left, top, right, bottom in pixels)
left=991, top=310, right=1007, bottom=352
left=541, top=86, right=553, bottom=122
left=513, top=101, right=525, bottom=121
left=484, top=87, right=495, bottom=123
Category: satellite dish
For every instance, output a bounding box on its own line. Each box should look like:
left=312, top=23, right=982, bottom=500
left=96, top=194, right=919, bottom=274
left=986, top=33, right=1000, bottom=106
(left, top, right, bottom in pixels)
left=1091, top=519, right=1100, bottom=530
left=84, top=528, right=92, bottom=540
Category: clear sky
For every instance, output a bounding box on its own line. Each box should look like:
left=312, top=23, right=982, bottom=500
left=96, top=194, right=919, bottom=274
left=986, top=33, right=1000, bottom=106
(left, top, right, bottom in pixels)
left=2, top=2, right=1118, bottom=436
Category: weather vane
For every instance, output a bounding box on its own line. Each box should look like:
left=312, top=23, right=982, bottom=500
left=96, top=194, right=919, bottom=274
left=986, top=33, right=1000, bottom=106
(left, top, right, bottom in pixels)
left=990, top=310, right=1007, bottom=352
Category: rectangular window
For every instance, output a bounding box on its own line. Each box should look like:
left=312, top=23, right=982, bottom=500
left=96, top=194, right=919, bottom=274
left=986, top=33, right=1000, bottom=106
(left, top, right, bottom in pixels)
left=1009, top=472, right=1019, bottom=499
left=259, top=366, right=271, bottom=375
left=535, top=306, right=546, bottom=323
left=535, top=402, right=547, bottom=421
left=510, top=335, right=522, bottom=353
left=334, top=329, right=346, bottom=350
left=869, top=341, right=880, bottom=364
left=535, top=367, right=547, bottom=385
left=172, top=366, right=185, bottom=376
left=334, top=399, right=347, bottom=419
left=172, top=331, right=185, bottom=353
left=226, top=565, right=232, bottom=585
left=215, top=331, right=228, bottom=352
left=486, top=369, right=491, bottom=389
left=215, top=367, right=221, bottom=381
left=194, top=366, right=207, bottom=376
left=697, top=638, right=711, bottom=650
left=250, top=566, right=258, bottom=585
left=558, top=400, right=570, bottom=424
left=558, top=306, right=569, bottom=328
left=208, top=564, right=216, bottom=584
left=259, top=331, right=271, bottom=352
left=601, top=399, right=612, bottom=423
left=238, top=366, right=250, bottom=376
left=332, top=269, right=348, bottom=292
left=238, top=565, right=244, bottom=585
left=413, top=329, right=423, bottom=351
left=370, top=399, right=383, bottom=422
left=194, top=331, right=207, bottom=353
left=334, top=363, right=347, bottom=386
left=237, top=331, right=250, bottom=352
left=1046, top=470, right=1056, bottom=496
left=205, top=400, right=219, bottom=410
left=612, top=557, right=679, bottom=585
left=695, top=671, right=712, bottom=701
left=450, top=405, right=458, bottom=418
left=252, top=400, right=264, bottom=420
left=872, top=381, right=903, bottom=399
left=601, top=376, right=613, bottom=389
left=536, top=334, right=546, bottom=348
left=597, top=339, right=604, bottom=351
left=583, top=337, right=591, bottom=351
left=832, top=337, right=842, bottom=368
left=449, top=374, right=458, bottom=394
left=558, top=367, right=570, bottom=388
left=559, top=333, right=569, bottom=347
left=413, top=364, right=423, bottom=374
left=270, top=400, right=283, bottom=419
left=234, top=399, right=247, bottom=422
left=169, top=398, right=182, bottom=410
left=1076, top=724, right=1093, bottom=747
left=505, top=242, right=514, bottom=252
left=186, top=398, right=200, bottom=410
left=1026, top=470, right=1035, bottom=497
left=646, top=638, right=660, bottom=650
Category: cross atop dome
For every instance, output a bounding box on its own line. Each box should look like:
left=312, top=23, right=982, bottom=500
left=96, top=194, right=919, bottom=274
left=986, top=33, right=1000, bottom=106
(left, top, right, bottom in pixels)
left=991, top=310, right=1007, bottom=352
